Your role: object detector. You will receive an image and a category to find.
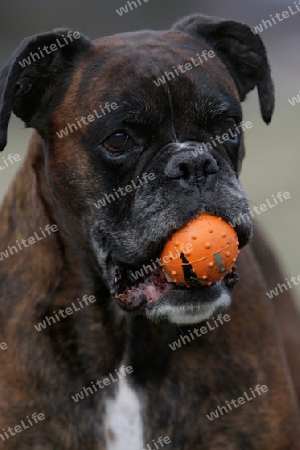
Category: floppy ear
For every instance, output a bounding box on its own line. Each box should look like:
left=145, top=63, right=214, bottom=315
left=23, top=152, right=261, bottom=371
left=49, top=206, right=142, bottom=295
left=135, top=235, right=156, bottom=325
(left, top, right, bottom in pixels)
left=0, top=29, right=93, bottom=151
left=172, top=14, right=275, bottom=124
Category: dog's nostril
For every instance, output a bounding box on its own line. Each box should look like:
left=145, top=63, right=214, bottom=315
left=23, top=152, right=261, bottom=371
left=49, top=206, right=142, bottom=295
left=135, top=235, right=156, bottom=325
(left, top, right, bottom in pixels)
left=178, top=163, right=190, bottom=180
left=204, top=159, right=219, bottom=175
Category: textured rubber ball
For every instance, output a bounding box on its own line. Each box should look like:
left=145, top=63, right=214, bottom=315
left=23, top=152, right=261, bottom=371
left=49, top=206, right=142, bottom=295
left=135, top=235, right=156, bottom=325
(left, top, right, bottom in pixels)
left=160, top=215, right=240, bottom=287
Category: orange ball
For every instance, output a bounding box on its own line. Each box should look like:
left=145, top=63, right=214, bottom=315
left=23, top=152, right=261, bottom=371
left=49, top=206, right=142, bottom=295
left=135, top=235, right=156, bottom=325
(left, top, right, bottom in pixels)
left=160, top=215, right=239, bottom=287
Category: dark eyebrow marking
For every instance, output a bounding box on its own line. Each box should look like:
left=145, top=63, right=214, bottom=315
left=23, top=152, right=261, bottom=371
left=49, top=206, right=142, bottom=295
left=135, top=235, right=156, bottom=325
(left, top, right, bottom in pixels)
left=193, top=91, right=242, bottom=124
left=85, top=94, right=163, bottom=143
left=203, top=94, right=241, bottom=114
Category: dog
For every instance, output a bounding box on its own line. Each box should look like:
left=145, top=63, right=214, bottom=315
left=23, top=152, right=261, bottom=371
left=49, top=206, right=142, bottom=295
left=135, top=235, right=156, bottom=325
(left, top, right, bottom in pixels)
left=0, top=13, right=300, bottom=449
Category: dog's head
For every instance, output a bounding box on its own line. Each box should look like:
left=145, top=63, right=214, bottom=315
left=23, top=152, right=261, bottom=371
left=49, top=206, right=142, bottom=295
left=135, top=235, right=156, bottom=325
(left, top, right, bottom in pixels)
left=0, top=15, right=274, bottom=324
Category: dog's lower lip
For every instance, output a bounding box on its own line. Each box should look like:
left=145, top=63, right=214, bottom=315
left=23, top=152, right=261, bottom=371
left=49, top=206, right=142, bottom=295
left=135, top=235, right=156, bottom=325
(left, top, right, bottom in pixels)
left=144, top=281, right=221, bottom=309
left=145, top=280, right=223, bottom=310
left=109, top=251, right=239, bottom=312
left=113, top=269, right=176, bottom=310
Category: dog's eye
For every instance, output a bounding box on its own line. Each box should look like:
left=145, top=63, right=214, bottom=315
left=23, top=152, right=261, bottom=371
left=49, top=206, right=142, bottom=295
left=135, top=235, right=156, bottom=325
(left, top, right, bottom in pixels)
left=103, top=132, right=134, bottom=154
left=221, top=118, right=237, bottom=137
left=219, top=117, right=241, bottom=143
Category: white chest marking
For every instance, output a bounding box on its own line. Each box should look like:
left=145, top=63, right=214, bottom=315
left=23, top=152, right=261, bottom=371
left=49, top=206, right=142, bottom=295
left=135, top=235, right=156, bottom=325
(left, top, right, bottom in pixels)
left=105, top=376, right=144, bottom=450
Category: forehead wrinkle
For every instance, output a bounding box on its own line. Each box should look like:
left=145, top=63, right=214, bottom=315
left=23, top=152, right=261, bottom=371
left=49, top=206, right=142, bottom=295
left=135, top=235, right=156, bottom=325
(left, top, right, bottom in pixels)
left=111, top=95, right=165, bottom=128
left=118, top=96, right=152, bottom=117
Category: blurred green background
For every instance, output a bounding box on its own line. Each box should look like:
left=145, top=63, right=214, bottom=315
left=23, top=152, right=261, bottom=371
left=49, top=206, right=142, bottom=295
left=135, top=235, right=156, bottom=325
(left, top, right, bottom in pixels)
left=0, top=0, right=299, bottom=303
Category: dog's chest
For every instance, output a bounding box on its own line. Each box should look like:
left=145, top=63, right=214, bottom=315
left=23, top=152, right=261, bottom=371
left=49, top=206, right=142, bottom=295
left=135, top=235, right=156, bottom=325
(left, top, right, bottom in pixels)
left=103, top=376, right=144, bottom=450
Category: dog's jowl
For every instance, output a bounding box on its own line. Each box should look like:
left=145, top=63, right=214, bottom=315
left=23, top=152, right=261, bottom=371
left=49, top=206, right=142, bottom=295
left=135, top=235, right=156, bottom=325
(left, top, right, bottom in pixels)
left=0, top=13, right=300, bottom=449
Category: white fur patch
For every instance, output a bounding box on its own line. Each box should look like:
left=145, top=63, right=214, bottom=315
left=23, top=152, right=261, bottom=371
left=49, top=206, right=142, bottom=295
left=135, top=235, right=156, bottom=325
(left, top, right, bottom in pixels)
left=147, top=292, right=231, bottom=325
left=104, top=376, right=144, bottom=450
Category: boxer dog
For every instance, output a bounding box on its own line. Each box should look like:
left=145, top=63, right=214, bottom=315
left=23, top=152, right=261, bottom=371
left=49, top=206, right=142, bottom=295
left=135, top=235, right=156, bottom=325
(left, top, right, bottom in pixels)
left=0, top=13, right=299, bottom=449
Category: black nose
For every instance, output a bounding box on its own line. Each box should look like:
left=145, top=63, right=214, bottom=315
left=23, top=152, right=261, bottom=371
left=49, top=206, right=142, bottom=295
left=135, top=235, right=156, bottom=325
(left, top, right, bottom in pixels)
left=164, top=151, right=219, bottom=188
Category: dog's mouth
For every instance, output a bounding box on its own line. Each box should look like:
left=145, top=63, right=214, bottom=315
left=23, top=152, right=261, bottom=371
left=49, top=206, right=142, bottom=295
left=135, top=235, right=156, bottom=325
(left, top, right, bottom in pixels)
left=108, top=258, right=239, bottom=316
left=110, top=263, right=176, bottom=310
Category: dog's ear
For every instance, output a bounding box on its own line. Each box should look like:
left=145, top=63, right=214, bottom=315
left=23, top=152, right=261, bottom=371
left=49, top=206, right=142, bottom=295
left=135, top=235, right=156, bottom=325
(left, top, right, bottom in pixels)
left=172, top=14, right=275, bottom=124
left=0, top=29, right=93, bottom=151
